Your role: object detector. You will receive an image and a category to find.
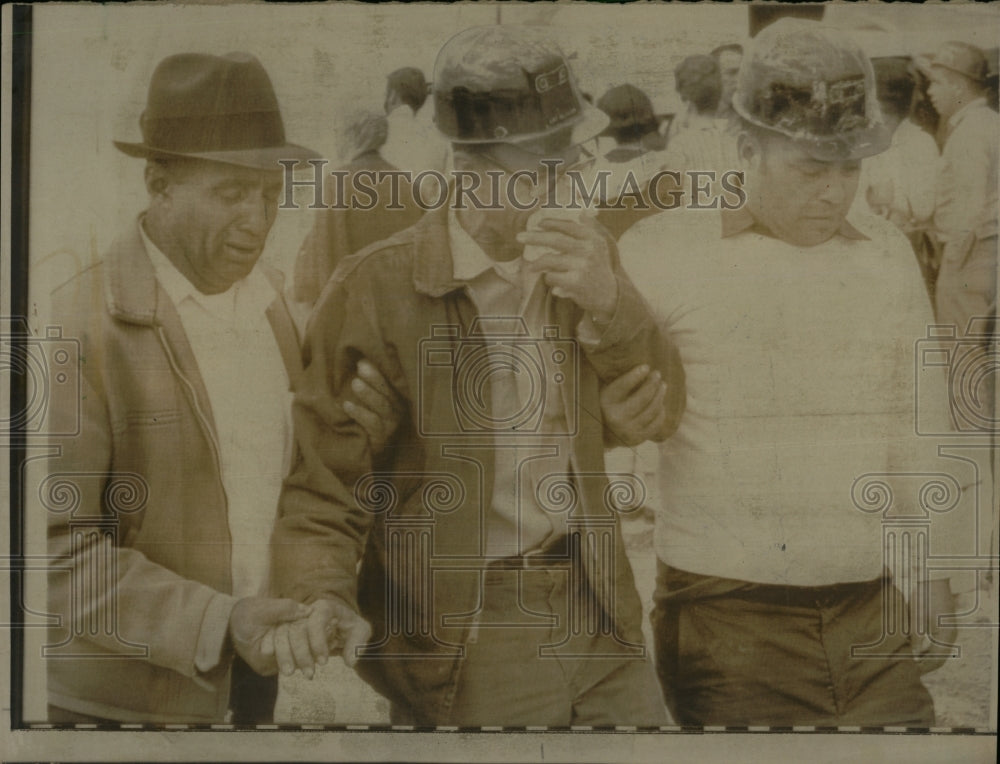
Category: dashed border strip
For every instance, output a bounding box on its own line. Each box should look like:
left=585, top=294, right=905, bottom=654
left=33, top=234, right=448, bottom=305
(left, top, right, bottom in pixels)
left=23, top=724, right=995, bottom=733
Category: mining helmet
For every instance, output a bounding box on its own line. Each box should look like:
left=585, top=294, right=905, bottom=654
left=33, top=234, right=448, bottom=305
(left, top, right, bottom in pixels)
left=432, top=25, right=608, bottom=148
left=732, top=19, right=889, bottom=161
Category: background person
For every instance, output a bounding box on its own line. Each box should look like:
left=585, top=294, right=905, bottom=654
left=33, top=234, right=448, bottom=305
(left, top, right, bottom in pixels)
left=922, top=41, right=998, bottom=343
left=293, top=104, right=423, bottom=307
left=382, top=66, right=448, bottom=175
left=854, top=56, right=940, bottom=296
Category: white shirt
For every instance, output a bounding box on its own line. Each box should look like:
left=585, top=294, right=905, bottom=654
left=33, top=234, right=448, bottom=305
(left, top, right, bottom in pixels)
left=855, top=119, right=939, bottom=234
left=619, top=208, right=960, bottom=586
left=448, top=210, right=570, bottom=556
left=934, top=97, right=999, bottom=244
left=382, top=104, right=448, bottom=175
left=142, top=224, right=292, bottom=599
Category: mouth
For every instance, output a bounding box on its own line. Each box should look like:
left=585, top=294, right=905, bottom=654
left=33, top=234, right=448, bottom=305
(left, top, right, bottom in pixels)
left=224, top=242, right=261, bottom=260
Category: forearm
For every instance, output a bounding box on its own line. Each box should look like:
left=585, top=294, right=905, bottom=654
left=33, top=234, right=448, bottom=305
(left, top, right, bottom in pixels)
left=272, top=274, right=392, bottom=608
left=48, top=522, right=237, bottom=677
left=581, top=270, right=686, bottom=436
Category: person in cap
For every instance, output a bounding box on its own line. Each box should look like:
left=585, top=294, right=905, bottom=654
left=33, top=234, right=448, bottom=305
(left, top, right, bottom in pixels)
left=269, top=25, right=685, bottom=726
left=661, top=55, right=738, bottom=204
left=381, top=66, right=448, bottom=175
left=617, top=20, right=965, bottom=725
left=711, top=43, right=744, bottom=123
left=43, top=52, right=399, bottom=723
left=852, top=57, right=939, bottom=295
left=597, top=84, right=667, bottom=164
left=922, top=41, right=998, bottom=348
left=591, top=83, right=672, bottom=235
left=292, top=103, right=423, bottom=306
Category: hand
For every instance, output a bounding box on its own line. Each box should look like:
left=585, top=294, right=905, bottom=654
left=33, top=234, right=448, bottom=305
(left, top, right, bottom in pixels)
left=518, top=217, right=619, bottom=322
left=910, top=578, right=959, bottom=674
left=262, top=597, right=372, bottom=679
left=866, top=178, right=893, bottom=215
left=228, top=596, right=312, bottom=676
left=600, top=364, right=669, bottom=447
left=343, top=360, right=404, bottom=456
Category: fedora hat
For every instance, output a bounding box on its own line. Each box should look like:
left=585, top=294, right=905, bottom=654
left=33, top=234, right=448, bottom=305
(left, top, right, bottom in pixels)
left=114, top=52, right=320, bottom=169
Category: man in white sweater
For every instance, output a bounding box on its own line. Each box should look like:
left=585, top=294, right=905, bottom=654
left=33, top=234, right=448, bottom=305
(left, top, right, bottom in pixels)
left=619, top=20, right=969, bottom=726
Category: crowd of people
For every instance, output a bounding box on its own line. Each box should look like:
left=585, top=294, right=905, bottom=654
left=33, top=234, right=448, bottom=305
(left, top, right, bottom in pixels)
left=40, top=16, right=996, bottom=729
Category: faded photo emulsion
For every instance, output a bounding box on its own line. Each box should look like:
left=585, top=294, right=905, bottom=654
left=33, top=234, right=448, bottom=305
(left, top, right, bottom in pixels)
left=2, top=2, right=998, bottom=762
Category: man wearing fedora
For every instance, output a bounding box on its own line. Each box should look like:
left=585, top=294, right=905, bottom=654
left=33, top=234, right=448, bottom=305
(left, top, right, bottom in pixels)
left=44, top=51, right=399, bottom=724
left=923, top=41, right=998, bottom=346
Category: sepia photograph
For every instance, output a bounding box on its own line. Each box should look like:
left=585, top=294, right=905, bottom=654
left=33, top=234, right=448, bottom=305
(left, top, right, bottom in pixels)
left=1, top=1, right=997, bottom=762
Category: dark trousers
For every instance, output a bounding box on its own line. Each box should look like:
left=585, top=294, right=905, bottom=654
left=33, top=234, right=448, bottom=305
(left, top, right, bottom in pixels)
left=229, top=654, right=279, bottom=724
left=651, top=562, right=936, bottom=727
left=47, top=705, right=111, bottom=724
left=393, top=564, right=669, bottom=726
left=48, top=657, right=277, bottom=725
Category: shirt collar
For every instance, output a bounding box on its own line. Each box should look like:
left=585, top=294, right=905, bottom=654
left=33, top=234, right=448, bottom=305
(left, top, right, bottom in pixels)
left=720, top=205, right=869, bottom=242
left=947, top=97, right=988, bottom=131
left=448, top=206, right=521, bottom=283
left=140, top=218, right=276, bottom=320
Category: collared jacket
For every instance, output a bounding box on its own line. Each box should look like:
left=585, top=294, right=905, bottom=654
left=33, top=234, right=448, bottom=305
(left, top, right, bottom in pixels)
left=272, top=210, right=685, bottom=723
left=42, top=222, right=302, bottom=722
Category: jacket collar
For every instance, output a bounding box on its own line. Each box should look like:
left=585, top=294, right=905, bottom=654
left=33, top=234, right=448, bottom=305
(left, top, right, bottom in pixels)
left=104, top=216, right=301, bottom=379
left=103, top=218, right=161, bottom=326
left=106, top=216, right=293, bottom=320
left=720, top=205, right=868, bottom=242
left=409, top=207, right=470, bottom=297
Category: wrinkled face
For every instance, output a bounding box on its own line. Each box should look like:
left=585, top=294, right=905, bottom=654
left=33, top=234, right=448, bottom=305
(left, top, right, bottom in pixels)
left=717, top=50, right=743, bottom=109
left=454, top=135, right=585, bottom=262
left=742, top=131, right=861, bottom=247
left=926, top=66, right=966, bottom=121
left=154, top=160, right=283, bottom=294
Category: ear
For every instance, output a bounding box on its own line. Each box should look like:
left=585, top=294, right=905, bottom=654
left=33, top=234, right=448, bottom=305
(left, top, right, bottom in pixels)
left=144, top=161, right=170, bottom=199
left=384, top=88, right=400, bottom=112
left=736, top=131, right=762, bottom=169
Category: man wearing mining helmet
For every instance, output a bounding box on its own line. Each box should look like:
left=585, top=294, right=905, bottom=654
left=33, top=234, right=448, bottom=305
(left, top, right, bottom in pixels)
left=270, top=25, right=685, bottom=726
left=620, top=20, right=965, bottom=726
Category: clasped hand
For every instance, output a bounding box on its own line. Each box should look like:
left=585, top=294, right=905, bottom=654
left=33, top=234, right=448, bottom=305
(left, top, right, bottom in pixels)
left=228, top=596, right=371, bottom=680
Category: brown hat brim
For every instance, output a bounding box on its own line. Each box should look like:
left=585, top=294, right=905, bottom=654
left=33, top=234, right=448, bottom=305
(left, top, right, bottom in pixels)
left=113, top=140, right=322, bottom=170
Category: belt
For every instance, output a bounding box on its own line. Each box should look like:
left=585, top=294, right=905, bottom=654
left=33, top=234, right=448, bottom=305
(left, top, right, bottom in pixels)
left=486, top=536, right=572, bottom=571
left=732, top=575, right=886, bottom=610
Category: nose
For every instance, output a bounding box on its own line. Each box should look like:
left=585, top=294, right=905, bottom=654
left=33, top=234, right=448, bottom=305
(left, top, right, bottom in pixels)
left=815, top=167, right=856, bottom=207
left=238, top=186, right=274, bottom=237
